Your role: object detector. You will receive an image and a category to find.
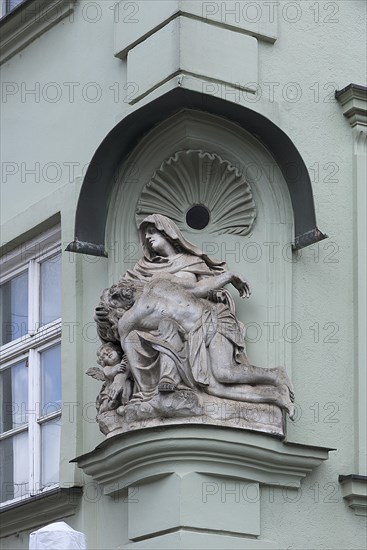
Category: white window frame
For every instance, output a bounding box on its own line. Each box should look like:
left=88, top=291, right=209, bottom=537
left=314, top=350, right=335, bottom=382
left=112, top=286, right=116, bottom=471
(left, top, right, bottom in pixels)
left=0, top=225, right=62, bottom=507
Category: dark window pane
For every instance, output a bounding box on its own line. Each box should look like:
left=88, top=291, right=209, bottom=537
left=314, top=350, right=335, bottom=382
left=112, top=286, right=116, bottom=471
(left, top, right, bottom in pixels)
left=0, top=431, right=28, bottom=503
left=41, top=344, right=61, bottom=416
left=40, top=254, right=61, bottom=326
left=6, top=0, right=24, bottom=13
left=0, top=271, right=28, bottom=345
left=0, top=360, right=28, bottom=433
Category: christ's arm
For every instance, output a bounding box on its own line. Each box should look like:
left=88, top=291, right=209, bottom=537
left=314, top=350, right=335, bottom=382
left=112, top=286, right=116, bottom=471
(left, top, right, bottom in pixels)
left=182, top=272, right=251, bottom=299
left=117, top=307, right=140, bottom=345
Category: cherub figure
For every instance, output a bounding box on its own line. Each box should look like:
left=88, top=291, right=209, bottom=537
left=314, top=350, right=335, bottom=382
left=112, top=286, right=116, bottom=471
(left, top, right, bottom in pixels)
left=86, top=342, right=132, bottom=413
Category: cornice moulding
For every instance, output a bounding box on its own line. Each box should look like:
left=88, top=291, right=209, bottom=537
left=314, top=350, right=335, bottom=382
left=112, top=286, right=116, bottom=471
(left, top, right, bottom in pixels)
left=0, top=487, right=83, bottom=538
left=73, top=425, right=333, bottom=495
left=114, top=0, right=278, bottom=59
left=339, top=474, right=367, bottom=516
left=335, top=84, right=367, bottom=128
left=0, top=0, right=76, bottom=65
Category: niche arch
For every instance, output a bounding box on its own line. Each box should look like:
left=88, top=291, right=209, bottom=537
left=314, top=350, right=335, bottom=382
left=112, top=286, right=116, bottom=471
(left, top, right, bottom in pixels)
left=67, top=88, right=326, bottom=257
left=106, top=110, right=293, bottom=373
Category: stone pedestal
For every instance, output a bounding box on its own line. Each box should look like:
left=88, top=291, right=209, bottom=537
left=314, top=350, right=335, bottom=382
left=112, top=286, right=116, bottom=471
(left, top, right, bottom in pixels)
left=74, top=425, right=331, bottom=549
left=98, top=390, right=285, bottom=439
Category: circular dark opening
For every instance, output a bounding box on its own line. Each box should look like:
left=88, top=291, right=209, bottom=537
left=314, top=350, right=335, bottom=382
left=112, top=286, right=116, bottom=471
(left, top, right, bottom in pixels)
left=186, top=205, right=210, bottom=230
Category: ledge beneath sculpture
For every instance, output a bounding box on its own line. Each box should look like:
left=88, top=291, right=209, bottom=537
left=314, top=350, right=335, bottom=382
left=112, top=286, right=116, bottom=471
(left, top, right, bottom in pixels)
left=73, top=425, right=332, bottom=549
left=97, top=389, right=285, bottom=439
left=74, top=425, right=332, bottom=495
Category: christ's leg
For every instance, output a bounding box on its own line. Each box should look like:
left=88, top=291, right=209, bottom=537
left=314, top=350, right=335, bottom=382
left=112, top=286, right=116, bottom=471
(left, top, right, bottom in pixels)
left=207, top=380, right=295, bottom=419
left=208, top=334, right=294, bottom=399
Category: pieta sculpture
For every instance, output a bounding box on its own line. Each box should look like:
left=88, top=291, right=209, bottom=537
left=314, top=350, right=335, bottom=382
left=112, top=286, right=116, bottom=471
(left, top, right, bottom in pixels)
left=88, top=214, right=294, bottom=438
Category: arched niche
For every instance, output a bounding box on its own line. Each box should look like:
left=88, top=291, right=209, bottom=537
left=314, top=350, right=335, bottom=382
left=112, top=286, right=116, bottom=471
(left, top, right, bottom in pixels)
left=66, top=88, right=327, bottom=257
left=106, top=110, right=293, bottom=374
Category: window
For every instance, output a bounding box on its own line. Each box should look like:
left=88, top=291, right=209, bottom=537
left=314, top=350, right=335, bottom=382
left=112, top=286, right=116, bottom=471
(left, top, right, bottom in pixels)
left=0, top=226, right=62, bottom=505
left=4, top=0, right=25, bottom=15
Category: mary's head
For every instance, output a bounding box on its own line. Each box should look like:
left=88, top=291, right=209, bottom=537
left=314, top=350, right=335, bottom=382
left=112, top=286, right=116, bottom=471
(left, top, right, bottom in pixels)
left=143, top=223, right=179, bottom=258
left=139, top=214, right=185, bottom=260
left=137, top=214, right=227, bottom=273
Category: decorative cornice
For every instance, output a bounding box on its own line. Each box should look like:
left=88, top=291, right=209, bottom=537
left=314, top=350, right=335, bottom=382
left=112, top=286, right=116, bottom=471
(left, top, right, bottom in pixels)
left=0, top=0, right=76, bottom=65
left=0, top=487, right=83, bottom=537
left=335, top=84, right=367, bottom=128
left=73, top=425, right=332, bottom=495
left=339, top=474, right=367, bottom=516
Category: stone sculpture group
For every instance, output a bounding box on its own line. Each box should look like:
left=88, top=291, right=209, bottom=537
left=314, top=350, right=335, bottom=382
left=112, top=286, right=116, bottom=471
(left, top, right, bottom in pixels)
left=87, top=214, right=294, bottom=437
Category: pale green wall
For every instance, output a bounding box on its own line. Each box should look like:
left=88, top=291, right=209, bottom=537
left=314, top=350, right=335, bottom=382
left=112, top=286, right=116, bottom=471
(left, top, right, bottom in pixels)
left=1, top=1, right=366, bottom=549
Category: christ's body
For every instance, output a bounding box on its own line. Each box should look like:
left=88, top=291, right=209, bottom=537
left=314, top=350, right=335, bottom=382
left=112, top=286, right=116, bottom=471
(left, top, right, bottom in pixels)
left=117, top=274, right=295, bottom=418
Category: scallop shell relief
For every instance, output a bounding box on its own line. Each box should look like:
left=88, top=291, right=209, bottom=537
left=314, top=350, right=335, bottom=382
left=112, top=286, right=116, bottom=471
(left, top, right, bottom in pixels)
left=136, top=150, right=256, bottom=235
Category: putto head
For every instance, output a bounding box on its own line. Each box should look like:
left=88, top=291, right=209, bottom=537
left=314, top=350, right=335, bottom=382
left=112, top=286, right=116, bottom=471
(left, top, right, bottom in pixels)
left=97, top=342, right=122, bottom=367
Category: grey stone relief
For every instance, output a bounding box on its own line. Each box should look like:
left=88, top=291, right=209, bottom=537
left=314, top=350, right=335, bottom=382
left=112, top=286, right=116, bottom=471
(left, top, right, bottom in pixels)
left=88, top=214, right=294, bottom=438
left=136, top=150, right=256, bottom=235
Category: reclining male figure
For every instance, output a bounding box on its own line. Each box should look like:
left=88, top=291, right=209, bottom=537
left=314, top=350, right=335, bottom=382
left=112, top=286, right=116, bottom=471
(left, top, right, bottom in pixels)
left=117, top=271, right=295, bottom=418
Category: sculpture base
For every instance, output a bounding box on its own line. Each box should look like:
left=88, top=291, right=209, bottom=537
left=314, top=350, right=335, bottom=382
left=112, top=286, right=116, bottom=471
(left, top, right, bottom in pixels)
left=73, top=425, right=332, bottom=549
left=97, top=389, right=284, bottom=439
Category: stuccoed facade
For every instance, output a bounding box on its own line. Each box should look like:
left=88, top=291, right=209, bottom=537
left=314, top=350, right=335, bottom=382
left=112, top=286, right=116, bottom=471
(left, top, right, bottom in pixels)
left=0, top=1, right=366, bottom=549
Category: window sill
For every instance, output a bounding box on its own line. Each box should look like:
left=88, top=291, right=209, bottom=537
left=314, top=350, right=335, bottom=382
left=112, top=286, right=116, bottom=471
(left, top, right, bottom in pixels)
left=0, top=0, right=76, bottom=65
left=0, top=486, right=82, bottom=537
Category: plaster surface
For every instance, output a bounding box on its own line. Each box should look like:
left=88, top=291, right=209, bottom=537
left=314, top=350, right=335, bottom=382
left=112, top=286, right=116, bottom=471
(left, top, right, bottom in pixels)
left=1, top=1, right=366, bottom=549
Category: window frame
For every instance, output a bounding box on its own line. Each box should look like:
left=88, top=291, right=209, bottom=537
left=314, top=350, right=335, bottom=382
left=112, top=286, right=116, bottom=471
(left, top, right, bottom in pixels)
left=0, top=225, right=62, bottom=507
left=2, top=0, right=26, bottom=17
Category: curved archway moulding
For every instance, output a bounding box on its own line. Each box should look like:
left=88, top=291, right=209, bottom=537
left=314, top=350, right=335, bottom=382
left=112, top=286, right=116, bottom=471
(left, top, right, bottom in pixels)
left=66, top=88, right=327, bottom=257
